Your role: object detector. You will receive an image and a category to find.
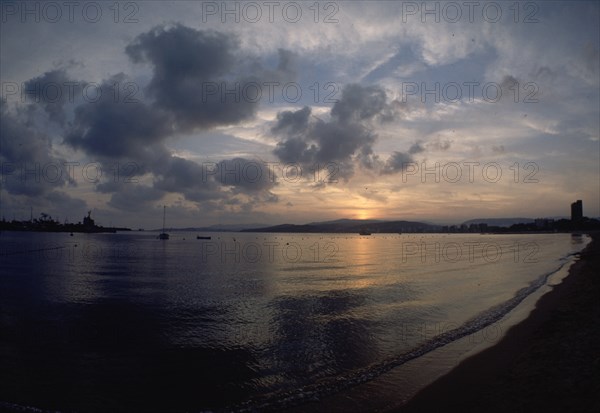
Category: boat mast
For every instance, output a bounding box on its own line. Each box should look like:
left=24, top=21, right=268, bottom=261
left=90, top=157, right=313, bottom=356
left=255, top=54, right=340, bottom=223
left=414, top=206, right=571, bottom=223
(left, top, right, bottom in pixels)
left=162, top=205, right=166, bottom=233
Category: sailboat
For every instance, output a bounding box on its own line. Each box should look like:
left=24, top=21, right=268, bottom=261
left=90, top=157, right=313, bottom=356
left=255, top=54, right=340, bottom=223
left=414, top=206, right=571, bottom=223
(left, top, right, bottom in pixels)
left=158, top=205, right=169, bottom=240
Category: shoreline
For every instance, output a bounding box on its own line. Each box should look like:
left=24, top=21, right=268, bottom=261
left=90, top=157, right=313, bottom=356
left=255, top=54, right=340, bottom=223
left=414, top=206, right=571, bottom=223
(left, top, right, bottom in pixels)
left=393, top=232, right=600, bottom=413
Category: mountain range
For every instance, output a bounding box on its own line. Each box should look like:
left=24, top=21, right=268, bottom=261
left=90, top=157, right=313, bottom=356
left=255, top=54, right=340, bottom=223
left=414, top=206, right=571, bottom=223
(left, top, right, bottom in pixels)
left=242, top=219, right=437, bottom=233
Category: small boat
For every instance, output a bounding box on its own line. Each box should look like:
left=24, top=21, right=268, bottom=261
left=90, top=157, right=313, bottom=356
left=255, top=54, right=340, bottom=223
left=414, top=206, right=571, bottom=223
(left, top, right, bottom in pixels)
left=196, top=236, right=211, bottom=240
left=158, top=205, right=169, bottom=240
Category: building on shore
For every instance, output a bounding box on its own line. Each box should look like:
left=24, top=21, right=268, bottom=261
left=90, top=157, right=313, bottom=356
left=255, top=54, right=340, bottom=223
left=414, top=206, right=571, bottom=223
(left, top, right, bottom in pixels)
left=83, top=211, right=95, bottom=230
left=571, top=200, right=583, bottom=221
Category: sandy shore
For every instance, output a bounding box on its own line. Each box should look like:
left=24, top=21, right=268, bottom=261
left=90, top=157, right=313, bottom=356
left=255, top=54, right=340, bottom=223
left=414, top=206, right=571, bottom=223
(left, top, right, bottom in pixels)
left=393, top=233, right=600, bottom=413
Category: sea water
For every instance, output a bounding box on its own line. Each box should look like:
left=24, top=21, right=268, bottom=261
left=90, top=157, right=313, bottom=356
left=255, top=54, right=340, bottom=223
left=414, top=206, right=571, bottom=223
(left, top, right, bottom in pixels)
left=0, top=231, right=589, bottom=412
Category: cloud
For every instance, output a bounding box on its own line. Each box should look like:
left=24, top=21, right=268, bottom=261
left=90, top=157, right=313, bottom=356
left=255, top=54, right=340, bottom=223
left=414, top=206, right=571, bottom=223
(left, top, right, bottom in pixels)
left=0, top=99, right=75, bottom=196
left=492, top=145, right=505, bottom=154
left=0, top=99, right=89, bottom=218
left=126, top=24, right=295, bottom=131
left=58, top=24, right=292, bottom=213
left=271, top=106, right=311, bottom=137
left=97, top=155, right=280, bottom=213
left=271, top=84, right=402, bottom=180
left=0, top=188, right=87, bottom=223
left=45, top=190, right=88, bottom=213
left=330, top=84, right=395, bottom=123
left=64, top=74, right=173, bottom=163
left=427, top=139, right=452, bottom=151
left=107, top=184, right=165, bottom=211
left=2, top=6, right=598, bottom=224
left=498, top=75, right=521, bottom=102
left=381, top=151, right=414, bottom=175
left=152, top=156, right=221, bottom=200
left=152, top=155, right=278, bottom=207
left=22, top=68, right=85, bottom=126
left=216, top=158, right=278, bottom=192
left=408, top=142, right=425, bottom=154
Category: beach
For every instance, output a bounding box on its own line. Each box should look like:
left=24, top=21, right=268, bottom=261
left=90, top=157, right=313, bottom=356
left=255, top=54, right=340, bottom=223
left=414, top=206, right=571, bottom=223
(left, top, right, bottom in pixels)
left=394, top=233, right=600, bottom=413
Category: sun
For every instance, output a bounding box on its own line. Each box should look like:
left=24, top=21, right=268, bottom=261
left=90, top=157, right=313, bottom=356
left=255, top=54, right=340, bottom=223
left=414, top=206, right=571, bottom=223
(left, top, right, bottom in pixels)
left=357, top=210, right=370, bottom=220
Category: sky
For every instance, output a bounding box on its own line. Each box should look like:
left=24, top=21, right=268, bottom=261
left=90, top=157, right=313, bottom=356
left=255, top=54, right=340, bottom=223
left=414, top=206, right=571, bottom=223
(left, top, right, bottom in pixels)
left=1, top=1, right=599, bottom=228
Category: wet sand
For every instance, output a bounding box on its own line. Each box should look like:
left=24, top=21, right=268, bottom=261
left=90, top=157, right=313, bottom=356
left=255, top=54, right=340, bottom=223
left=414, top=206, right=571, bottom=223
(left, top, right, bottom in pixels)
left=394, top=233, right=600, bottom=413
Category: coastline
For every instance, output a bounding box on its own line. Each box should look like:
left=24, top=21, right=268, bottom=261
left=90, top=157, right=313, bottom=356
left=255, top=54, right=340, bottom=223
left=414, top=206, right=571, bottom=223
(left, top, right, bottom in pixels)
left=393, top=232, right=600, bottom=413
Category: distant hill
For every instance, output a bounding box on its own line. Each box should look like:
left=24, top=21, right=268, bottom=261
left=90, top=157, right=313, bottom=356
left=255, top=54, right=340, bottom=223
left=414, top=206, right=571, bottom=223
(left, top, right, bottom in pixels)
left=198, top=223, right=269, bottom=231
left=306, top=218, right=384, bottom=226
left=461, top=218, right=534, bottom=227
left=151, top=223, right=268, bottom=232
left=243, top=219, right=438, bottom=233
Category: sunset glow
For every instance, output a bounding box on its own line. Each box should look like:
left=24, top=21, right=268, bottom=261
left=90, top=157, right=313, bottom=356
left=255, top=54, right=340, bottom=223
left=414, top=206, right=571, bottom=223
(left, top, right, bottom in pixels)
left=1, top=1, right=598, bottom=228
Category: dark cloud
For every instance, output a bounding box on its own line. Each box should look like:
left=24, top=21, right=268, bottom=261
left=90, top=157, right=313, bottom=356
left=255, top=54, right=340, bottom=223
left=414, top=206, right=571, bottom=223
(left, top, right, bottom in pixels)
left=0, top=99, right=89, bottom=218
left=153, top=156, right=221, bottom=201
left=102, top=156, right=280, bottom=213
left=500, top=75, right=519, bottom=92
left=126, top=25, right=237, bottom=80
left=107, top=184, right=165, bottom=211
left=427, top=139, right=452, bottom=151
left=355, top=142, right=379, bottom=170
left=22, top=69, right=85, bottom=126
left=499, top=75, right=525, bottom=102
left=3, top=23, right=414, bottom=220
left=126, top=24, right=294, bottom=131
left=271, top=84, right=400, bottom=180
left=275, top=49, right=297, bottom=76
left=66, top=25, right=296, bottom=167
left=216, top=158, right=278, bottom=192
left=64, top=74, right=173, bottom=163
left=408, top=142, right=425, bottom=154
left=44, top=190, right=87, bottom=213
left=312, top=120, right=377, bottom=164
left=58, top=24, right=293, bottom=213
left=531, top=66, right=555, bottom=81
left=0, top=99, right=75, bottom=196
left=152, top=156, right=278, bottom=207
left=271, top=106, right=310, bottom=137
left=581, top=42, right=600, bottom=77
left=330, top=84, right=394, bottom=123
left=0, top=189, right=87, bottom=223
left=381, top=151, right=414, bottom=175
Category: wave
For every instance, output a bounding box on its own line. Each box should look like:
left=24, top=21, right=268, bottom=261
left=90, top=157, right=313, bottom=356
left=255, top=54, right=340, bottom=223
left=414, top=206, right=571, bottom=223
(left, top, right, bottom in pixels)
left=0, top=401, right=60, bottom=413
